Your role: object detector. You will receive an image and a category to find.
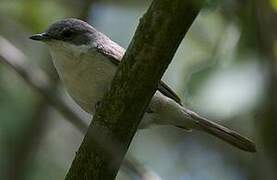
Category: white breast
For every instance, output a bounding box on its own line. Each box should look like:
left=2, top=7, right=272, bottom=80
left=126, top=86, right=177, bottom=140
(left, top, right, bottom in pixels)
left=48, top=41, right=117, bottom=113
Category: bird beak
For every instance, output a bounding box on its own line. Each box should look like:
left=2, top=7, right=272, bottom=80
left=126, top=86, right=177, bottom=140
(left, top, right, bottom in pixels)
left=29, top=33, right=51, bottom=41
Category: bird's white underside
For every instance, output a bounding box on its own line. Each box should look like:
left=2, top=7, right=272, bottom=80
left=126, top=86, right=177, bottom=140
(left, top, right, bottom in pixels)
left=47, top=41, right=193, bottom=128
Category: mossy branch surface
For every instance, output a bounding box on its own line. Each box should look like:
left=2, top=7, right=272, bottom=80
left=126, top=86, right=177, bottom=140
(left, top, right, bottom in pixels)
left=65, top=0, right=200, bottom=179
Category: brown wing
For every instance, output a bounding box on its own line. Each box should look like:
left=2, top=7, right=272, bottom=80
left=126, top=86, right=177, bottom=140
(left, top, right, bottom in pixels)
left=158, top=81, right=182, bottom=105
left=97, top=38, right=182, bottom=105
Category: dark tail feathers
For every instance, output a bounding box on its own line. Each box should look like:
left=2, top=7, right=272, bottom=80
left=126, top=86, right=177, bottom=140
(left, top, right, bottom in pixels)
left=182, top=108, right=256, bottom=152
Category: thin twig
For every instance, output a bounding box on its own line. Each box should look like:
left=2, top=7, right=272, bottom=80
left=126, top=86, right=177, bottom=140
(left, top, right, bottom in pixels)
left=0, top=36, right=88, bottom=133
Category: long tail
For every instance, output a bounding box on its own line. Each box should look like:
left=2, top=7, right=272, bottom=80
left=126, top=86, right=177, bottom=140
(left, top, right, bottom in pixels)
left=181, top=108, right=256, bottom=152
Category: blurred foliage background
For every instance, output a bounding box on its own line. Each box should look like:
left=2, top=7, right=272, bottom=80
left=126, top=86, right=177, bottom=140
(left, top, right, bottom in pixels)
left=0, top=0, right=276, bottom=179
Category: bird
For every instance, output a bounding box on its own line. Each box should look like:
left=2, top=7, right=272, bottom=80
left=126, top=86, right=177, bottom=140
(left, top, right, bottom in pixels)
left=30, top=18, right=256, bottom=152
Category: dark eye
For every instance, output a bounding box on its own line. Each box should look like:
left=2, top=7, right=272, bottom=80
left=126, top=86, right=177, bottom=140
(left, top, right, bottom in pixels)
left=62, top=30, right=73, bottom=39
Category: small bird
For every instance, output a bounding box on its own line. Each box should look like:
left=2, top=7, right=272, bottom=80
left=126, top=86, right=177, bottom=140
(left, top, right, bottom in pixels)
left=30, top=18, right=256, bottom=152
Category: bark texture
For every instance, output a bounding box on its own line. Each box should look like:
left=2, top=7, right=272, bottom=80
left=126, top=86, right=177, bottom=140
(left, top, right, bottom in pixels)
left=65, top=0, right=201, bottom=179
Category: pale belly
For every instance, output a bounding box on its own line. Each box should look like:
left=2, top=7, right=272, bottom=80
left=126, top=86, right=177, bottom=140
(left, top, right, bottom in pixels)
left=51, top=49, right=117, bottom=113
left=49, top=45, right=187, bottom=129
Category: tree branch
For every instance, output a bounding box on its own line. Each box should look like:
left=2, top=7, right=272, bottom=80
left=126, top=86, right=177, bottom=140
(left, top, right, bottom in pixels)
left=0, top=36, right=88, bottom=133
left=66, top=0, right=201, bottom=179
left=0, top=36, right=162, bottom=180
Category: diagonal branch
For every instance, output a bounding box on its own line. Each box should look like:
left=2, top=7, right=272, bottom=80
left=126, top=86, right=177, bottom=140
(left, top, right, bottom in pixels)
left=65, top=0, right=201, bottom=179
left=0, top=36, right=88, bottom=133
left=0, top=36, right=162, bottom=180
